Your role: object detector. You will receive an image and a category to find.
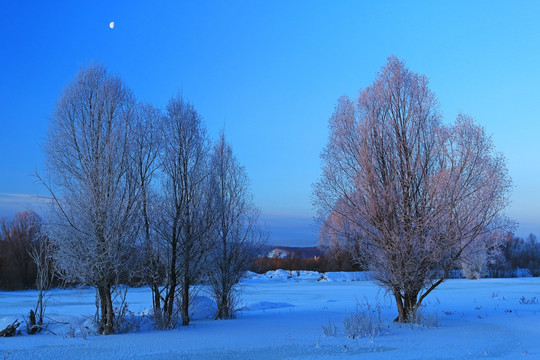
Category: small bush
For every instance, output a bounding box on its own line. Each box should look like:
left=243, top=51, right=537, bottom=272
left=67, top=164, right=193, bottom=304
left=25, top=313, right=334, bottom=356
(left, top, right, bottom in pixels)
left=112, top=286, right=142, bottom=333
left=64, top=325, right=75, bottom=338
left=519, top=296, right=538, bottom=305
left=114, top=307, right=142, bottom=334
left=343, top=298, right=383, bottom=342
left=151, top=307, right=179, bottom=330
left=413, top=306, right=439, bottom=328
left=79, top=323, right=90, bottom=340
left=321, top=319, right=338, bottom=337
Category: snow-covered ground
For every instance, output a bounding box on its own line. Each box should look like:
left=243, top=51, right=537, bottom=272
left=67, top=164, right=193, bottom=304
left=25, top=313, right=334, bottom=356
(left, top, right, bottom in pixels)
left=1, top=271, right=539, bottom=359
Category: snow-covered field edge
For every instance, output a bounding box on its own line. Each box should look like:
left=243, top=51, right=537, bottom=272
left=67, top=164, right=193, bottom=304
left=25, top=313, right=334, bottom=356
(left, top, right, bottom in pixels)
left=1, top=272, right=539, bottom=360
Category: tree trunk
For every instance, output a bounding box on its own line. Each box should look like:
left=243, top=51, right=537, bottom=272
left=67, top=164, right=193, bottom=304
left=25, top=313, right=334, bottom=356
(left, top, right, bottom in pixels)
left=104, top=287, right=114, bottom=335
left=98, top=285, right=114, bottom=334
left=393, top=289, right=419, bottom=323
left=98, top=286, right=107, bottom=334
left=403, top=292, right=418, bottom=322
left=216, top=271, right=231, bottom=319
left=164, top=263, right=177, bottom=325
left=216, top=293, right=225, bottom=320
left=222, top=293, right=228, bottom=319
left=181, top=275, right=190, bottom=326
left=162, top=237, right=178, bottom=327
left=151, top=281, right=161, bottom=320
left=36, top=287, right=44, bottom=325
left=393, top=291, right=406, bottom=322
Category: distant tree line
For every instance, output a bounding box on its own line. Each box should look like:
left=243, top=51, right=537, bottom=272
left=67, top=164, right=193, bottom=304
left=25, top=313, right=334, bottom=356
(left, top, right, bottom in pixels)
left=0, top=210, right=59, bottom=290
left=250, top=230, right=540, bottom=276
left=3, top=213, right=538, bottom=293
left=488, top=232, right=540, bottom=277
left=252, top=248, right=363, bottom=273
left=316, top=230, right=540, bottom=278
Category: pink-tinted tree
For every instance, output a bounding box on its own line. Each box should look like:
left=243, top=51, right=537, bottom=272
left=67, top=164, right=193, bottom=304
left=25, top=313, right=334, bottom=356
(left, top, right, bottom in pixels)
left=314, top=56, right=512, bottom=322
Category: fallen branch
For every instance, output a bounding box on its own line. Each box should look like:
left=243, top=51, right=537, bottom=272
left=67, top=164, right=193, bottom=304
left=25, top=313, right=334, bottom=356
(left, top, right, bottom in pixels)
left=0, top=319, right=20, bottom=337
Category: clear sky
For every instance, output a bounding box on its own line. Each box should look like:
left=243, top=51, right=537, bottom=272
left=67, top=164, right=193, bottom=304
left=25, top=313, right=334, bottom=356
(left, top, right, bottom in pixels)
left=1, top=1, right=540, bottom=246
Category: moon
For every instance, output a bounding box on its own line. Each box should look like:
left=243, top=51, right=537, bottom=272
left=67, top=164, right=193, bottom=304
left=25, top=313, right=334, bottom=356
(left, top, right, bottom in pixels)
left=109, top=22, right=114, bottom=29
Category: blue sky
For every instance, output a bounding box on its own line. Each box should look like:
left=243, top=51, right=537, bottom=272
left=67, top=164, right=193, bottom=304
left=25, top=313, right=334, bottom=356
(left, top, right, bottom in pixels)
left=1, top=1, right=540, bottom=245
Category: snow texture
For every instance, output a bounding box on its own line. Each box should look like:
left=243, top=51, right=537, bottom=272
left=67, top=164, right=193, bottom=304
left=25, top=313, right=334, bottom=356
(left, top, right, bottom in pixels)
left=1, top=271, right=539, bottom=359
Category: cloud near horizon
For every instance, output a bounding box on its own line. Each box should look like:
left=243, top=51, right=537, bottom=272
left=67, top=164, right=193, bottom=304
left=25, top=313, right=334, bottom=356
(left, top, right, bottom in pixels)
left=259, top=213, right=318, bottom=247
left=0, top=193, right=47, bottom=217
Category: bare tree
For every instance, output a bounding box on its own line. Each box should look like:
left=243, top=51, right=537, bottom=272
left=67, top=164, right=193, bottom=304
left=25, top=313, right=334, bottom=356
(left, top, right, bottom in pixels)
left=28, top=232, right=54, bottom=333
left=314, top=56, right=512, bottom=322
left=460, top=234, right=489, bottom=279
left=130, top=103, right=164, bottom=317
left=208, top=131, right=266, bottom=319
left=460, top=231, right=505, bottom=279
left=41, top=64, right=141, bottom=334
left=154, top=96, right=214, bottom=327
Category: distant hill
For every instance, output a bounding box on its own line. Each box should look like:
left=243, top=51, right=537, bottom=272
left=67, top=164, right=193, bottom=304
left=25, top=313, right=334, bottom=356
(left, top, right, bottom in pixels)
left=262, top=245, right=322, bottom=259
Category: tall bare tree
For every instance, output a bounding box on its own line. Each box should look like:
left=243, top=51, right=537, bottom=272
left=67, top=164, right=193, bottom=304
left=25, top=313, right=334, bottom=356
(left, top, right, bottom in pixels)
left=155, top=96, right=214, bottom=327
left=42, top=64, right=141, bottom=334
left=131, top=103, right=163, bottom=316
left=208, top=131, right=266, bottom=319
left=314, top=56, right=512, bottom=322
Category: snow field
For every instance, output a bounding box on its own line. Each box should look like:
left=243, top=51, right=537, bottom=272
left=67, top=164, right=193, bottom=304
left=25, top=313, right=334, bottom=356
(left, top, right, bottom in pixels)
left=0, top=272, right=539, bottom=359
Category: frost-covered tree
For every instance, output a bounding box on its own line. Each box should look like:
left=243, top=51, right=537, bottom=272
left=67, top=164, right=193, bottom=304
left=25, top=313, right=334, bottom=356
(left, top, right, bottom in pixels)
left=314, top=56, right=512, bottom=322
left=42, top=64, right=141, bottom=334
left=459, top=232, right=499, bottom=279
left=207, top=132, right=265, bottom=319
left=154, top=96, right=214, bottom=327
left=460, top=241, right=488, bottom=280
left=131, top=103, right=164, bottom=316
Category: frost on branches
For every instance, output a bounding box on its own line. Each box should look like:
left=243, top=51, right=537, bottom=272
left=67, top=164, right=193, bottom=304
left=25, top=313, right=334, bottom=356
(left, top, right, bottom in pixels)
left=42, top=64, right=141, bottom=334
left=207, top=132, right=266, bottom=319
left=39, top=65, right=266, bottom=333
left=314, top=56, right=513, bottom=322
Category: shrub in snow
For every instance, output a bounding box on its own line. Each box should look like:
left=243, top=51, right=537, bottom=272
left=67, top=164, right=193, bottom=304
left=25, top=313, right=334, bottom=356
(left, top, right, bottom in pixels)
left=343, top=299, right=383, bottom=342
left=518, top=296, right=538, bottom=305
left=321, top=319, right=338, bottom=337
left=113, top=305, right=142, bottom=334
left=413, top=305, right=439, bottom=328
left=152, top=308, right=178, bottom=330
left=64, top=325, right=76, bottom=338
left=318, top=274, right=329, bottom=282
